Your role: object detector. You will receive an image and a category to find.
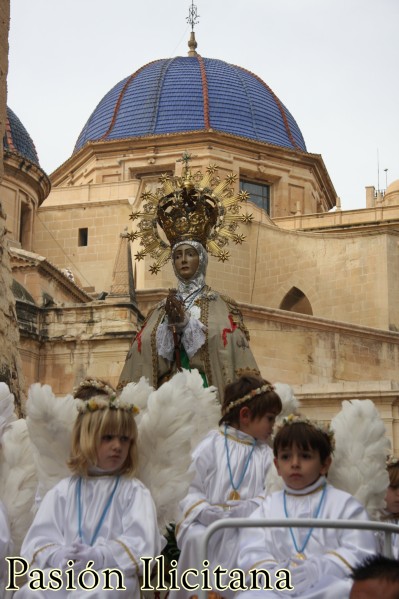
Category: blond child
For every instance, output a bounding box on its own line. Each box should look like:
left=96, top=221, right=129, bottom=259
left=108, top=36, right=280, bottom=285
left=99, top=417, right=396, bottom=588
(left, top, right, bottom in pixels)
left=14, top=379, right=164, bottom=598
left=236, top=415, right=377, bottom=599
left=170, top=375, right=282, bottom=599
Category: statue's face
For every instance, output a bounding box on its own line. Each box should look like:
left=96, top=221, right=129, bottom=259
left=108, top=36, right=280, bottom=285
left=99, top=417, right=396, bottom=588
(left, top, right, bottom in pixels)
left=173, top=244, right=200, bottom=280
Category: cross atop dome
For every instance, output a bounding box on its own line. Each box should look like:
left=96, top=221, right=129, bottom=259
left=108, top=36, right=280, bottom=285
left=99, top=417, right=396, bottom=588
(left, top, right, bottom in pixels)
left=187, top=1, right=199, bottom=56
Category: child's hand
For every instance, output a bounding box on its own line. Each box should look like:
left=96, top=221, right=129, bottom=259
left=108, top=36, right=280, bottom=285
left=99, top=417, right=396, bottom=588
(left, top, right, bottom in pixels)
left=197, top=505, right=229, bottom=527
left=289, top=558, right=320, bottom=595
left=69, top=542, right=106, bottom=571
left=47, top=545, right=77, bottom=569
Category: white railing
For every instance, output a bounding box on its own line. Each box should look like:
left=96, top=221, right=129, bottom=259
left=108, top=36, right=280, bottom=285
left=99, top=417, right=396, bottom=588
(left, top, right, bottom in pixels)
left=196, top=518, right=399, bottom=599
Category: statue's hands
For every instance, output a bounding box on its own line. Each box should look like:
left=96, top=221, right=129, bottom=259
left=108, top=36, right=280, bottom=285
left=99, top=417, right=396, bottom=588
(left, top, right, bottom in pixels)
left=165, top=289, right=187, bottom=326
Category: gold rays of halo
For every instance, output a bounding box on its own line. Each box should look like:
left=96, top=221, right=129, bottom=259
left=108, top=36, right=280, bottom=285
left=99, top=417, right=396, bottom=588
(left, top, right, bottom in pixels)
left=127, top=163, right=254, bottom=274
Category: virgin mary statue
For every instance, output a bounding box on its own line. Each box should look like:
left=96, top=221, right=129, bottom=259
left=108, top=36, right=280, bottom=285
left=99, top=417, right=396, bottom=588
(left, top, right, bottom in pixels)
left=118, top=157, right=260, bottom=402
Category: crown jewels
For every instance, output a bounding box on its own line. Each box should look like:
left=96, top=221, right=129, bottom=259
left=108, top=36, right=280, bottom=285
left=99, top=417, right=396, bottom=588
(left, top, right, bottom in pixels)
left=128, top=154, right=253, bottom=274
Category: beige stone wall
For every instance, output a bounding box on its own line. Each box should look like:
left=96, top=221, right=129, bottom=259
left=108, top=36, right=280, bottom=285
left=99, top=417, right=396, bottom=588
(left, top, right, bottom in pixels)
left=18, top=300, right=140, bottom=395
left=2, top=167, right=43, bottom=250
left=38, top=135, right=336, bottom=295
left=33, top=199, right=133, bottom=293
left=0, top=0, right=8, bottom=184
left=0, top=0, right=25, bottom=412
left=247, top=222, right=396, bottom=330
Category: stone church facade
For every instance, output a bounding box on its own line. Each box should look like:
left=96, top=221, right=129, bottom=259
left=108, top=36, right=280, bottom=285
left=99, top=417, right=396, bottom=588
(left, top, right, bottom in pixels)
left=1, top=24, right=398, bottom=449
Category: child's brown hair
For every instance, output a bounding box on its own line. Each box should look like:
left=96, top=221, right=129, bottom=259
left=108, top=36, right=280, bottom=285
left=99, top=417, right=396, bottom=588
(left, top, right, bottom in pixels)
left=219, top=375, right=282, bottom=427
left=273, top=417, right=334, bottom=464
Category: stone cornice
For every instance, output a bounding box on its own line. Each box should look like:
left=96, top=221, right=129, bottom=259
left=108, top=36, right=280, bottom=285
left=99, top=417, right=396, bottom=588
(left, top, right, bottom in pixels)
left=9, top=247, right=93, bottom=303
left=238, top=302, right=399, bottom=345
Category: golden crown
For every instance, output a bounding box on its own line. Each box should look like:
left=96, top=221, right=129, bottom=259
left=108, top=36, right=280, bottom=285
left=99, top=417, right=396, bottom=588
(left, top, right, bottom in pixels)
left=128, top=154, right=253, bottom=274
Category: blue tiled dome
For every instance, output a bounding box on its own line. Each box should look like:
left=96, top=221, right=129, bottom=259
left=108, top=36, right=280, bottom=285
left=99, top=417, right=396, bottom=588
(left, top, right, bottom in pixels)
left=4, top=107, right=40, bottom=166
left=74, top=56, right=306, bottom=152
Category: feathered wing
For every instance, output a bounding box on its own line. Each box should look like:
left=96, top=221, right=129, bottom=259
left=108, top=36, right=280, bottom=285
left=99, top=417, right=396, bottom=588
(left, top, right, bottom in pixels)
left=25, top=383, right=77, bottom=502
left=0, top=383, right=17, bottom=436
left=0, top=383, right=37, bottom=553
left=136, top=369, right=220, bottom=530
left=329, top=399, right=391, bottom=519
left=264, top=382, right=301, bottom=495
left=273, top=382, right=301, bottom=420
left=118, top=376, right=154, bottom=428
left=1, top=420, right=38, bottom=553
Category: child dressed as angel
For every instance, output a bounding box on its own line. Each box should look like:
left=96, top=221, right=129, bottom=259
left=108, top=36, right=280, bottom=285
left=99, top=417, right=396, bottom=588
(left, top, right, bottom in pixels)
left=14, top=379, right=164, bottom=599
left=236, top=415, right=377, bottom=599
left=169, top=375, right=282, bottom=599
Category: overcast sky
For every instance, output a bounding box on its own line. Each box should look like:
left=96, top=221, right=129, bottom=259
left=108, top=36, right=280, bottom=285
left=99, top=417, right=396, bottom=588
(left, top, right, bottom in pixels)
left=7, top=0, right=399, bottom=210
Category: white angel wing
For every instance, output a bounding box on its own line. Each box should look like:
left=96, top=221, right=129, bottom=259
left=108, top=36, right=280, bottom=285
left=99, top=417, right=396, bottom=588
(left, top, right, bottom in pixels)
left=118, top=376, right=154, bottom=427
left=137, top=369, right=220, bottom=530
left=273, top=382, right=300, bottom=420
left=26, top=383, right=77, bottom=502
left=264, top=382, right=301, bottom=495
left=329, top=399, right=390, bottom=519
left=0, top=382, right=17, bottom=437
left=0, top=383, right=37, bottom=553
left=0, top=419, right=37, bottom=553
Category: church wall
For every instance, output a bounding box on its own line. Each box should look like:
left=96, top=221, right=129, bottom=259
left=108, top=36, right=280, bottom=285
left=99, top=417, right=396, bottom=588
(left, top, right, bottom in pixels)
left=17, top=300, right=140, bottom=395
left=387, top=233, right=399, bottom=331
left=2, top=177, right=38, bottom=250
left=248, top=222, right=391, bottom=330
left=42, top=135, right=335, bottom=295
left=129, top=214, right=392, bottom=332
left=12, top=266, right=85, bottom=307
left=33, top=199, right=132, bottom=293
left=242, top=305, right=399, bottom=387
left=275, top=204, right=399, bottom=231
left=243, top=303, right=399, bottom=452
left=0, top=0, right=25, bottom=412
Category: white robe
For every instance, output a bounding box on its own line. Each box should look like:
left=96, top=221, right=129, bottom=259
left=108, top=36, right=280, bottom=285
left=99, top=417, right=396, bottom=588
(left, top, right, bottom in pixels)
left=13, top=475, right=164, bottom=598
left=0, top=500, right=11, bottom=599
left=236, top=477, right=377, bottom=599
left=170, top=426, right=274, bottom=599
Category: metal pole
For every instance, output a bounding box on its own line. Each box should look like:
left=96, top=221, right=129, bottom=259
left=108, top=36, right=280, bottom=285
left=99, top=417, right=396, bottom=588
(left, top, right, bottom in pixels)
left=196, top=518, right=399, bottom=599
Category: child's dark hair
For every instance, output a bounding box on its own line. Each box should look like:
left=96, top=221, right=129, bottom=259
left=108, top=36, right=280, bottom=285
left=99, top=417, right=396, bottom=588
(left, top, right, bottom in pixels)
left=219, top=375, right=282, bottom=427
left=273, top=417, right=334, bottom=463
left=350, top=554, right=399, bottom=583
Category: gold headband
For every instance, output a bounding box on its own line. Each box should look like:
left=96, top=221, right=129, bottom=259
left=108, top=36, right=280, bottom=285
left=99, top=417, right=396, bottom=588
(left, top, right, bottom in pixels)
left=275, top=413, right=336, bottom=450
left=222, top=384, right=275, bottom=416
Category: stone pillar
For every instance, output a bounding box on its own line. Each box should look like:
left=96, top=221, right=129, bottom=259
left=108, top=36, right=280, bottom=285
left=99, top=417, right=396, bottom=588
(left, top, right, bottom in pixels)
left=365, top=186, right=375, bottom=209
left=0, top=0, right=25, bottom=414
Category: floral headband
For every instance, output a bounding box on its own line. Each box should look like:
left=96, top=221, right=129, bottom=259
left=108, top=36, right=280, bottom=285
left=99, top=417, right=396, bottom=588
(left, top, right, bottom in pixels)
left=387, top=454, right=399, bottom=467
left=275, top=413, right=336, bottom=451
left=222, top=384, right=275, bottom=416
left=73, top=379, right=140, bottom=415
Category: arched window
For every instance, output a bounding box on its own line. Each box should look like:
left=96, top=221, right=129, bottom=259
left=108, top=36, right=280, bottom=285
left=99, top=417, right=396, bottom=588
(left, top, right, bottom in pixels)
left=280, top=287, right=313, bottom=315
